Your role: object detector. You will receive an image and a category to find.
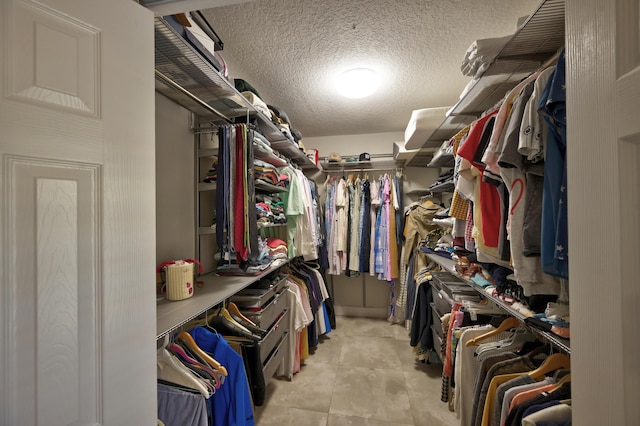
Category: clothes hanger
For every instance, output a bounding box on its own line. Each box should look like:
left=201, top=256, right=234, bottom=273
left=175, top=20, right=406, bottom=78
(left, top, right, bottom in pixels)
left=171, top=340, right=223, bottom=389
left=465, top=316, right=521, bottom=346
left=207, top=314, right=261, bottom=341
left=157, top=340, right=211, bottom=398
left=227, top=302, right=267, bottom=336
left=176, top=331, right=228, bottom=376
left=227, top=301, right=256, bottom=326
left=550, top=373, right=571, bottom=390
left=212, top=305, right=253, bottom=335
left=167, top=342, right=220, bottom=387
left=526, top=353, right=571, bottom=380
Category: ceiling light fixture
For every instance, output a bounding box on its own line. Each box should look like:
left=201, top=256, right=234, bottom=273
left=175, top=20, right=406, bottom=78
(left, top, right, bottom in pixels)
left=335, top=68, right=380, bottom=99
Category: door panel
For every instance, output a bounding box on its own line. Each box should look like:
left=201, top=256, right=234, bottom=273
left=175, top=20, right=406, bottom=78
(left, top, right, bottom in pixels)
left=7, top=157, right=101, bottom=425
left=567, top=0, right=640, bottom=424
left=0, top=1, right=156, bottom=425
left=7, top=0, right=99, bottom=116
left=615, top=1, right=640, bottom=424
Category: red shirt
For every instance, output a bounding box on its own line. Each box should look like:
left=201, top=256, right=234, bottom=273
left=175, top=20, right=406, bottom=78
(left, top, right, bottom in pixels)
left=457, top=110, right=501, bottom=248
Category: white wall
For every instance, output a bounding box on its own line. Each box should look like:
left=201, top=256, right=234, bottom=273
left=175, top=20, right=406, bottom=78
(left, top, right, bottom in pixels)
left=304, top=131, right=403, bottom=159
left=155, top=93, right=196, bottom=265
left=305, top=131, right=444, bottom=206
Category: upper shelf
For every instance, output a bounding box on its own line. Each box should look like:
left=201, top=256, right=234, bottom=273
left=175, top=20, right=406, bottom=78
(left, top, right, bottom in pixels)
left=154, top=16, right=318, bottom=172
left=405, top=0, right=565, bottom=167
left=320, top=157, right=404, bottom=173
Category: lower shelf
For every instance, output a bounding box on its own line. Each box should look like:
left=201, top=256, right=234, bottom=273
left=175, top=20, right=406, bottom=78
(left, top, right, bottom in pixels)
left=156, top=261, right=288, bottom=339
left=423, top=253, right=570, bottom=354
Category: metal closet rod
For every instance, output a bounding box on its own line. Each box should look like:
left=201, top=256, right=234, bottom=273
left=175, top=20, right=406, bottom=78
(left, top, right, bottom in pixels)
left=325, top=167, right=403, bottom=173
left=155, top=69, right=235, bottom=124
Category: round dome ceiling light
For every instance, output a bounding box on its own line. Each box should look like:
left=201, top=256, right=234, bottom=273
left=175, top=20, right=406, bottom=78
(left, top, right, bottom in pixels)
left=335, top=68, right=380, bottom=99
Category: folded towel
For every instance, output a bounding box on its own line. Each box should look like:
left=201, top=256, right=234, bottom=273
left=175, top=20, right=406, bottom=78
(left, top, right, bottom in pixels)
left=460, top=34, right=512, bottom=77
left=241, top=91, right=270, bottom=117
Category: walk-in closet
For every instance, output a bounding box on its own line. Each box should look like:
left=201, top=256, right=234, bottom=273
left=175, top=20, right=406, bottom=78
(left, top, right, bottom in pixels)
left=1, top=0, right=638, bottom=425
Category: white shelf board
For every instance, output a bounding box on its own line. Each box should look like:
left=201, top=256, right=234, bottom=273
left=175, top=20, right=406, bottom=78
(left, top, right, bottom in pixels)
left=198, top=182, right=216, bottom=191
left=156, top=261, right=287, bottom=339
left=198, top=227, right=215, bottom=235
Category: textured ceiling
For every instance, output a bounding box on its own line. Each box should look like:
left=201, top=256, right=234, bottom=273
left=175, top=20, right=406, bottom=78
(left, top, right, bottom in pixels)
left=200, top=0, right=540, bottom=139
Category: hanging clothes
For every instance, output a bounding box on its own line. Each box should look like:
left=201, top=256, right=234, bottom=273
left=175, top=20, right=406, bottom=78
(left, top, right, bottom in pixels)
left=190, top=326, right=255, bottom=426
left=216, top=124, right=260, bottom=272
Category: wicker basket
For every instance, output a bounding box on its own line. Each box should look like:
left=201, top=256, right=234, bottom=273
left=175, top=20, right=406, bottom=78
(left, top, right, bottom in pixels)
left=157, top=259, right=202, bottom=301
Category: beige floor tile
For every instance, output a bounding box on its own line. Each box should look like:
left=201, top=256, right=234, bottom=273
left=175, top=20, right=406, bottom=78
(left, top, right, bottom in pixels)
left=392, top=337, right=445, bottom=373
left=329, top=366, right=414, bottom=424
left=390, top=322, right=412, bottom=342
left=255, top=406, right=328, bottom=426
left=334, top=316, right=395, bottom=338
left=306, top=333, right=344, bottom=365
left=403, top=370, right=457, bottom=426
left=338, top=335, right=402, bottom=370
left=262, top=363, right=338, bottom=412
left=327, top=413, right=413, bottom=426
left=258, top=316, right=454, bottom=426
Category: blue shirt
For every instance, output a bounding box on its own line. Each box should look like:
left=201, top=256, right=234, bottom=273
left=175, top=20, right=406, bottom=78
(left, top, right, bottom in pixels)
left=539, top=48, right=569, bottom=279
left=190, top=326, right=255, bottom=426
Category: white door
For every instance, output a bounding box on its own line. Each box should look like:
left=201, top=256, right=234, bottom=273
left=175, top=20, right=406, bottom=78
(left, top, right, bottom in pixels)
left=567, top=0, right=640, bottom=424
left=0, top=1, right=157, bottom=425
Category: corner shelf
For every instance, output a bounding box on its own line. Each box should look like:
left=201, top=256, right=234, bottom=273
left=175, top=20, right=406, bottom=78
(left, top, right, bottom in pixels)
left=406, top=0, right=565, bottom=167
left=423, top=252, right=570, bottom=354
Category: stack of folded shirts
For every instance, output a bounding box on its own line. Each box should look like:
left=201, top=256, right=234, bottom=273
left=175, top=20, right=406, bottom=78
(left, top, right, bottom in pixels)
left=217, top=244, right=273, bottom=274
left=253, top=133, right=288, bottom=167
left=254, top=159, right=280, bottom=186
left=254, top=159, right=290, bottom=188
left=265, top=238, right=288, bottom=260
left=276, top=173, right=289, bottom=189
left=202, top=156, right=218, bottom=183
left=256, top=201, right=273, bottom=226
left=255, top=194, right=287, bottom=227
left=270, top=197, right=285, bottom=219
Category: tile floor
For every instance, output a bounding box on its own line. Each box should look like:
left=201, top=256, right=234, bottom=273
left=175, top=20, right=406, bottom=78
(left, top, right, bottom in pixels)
left=254, top=315, right=458, bottom=426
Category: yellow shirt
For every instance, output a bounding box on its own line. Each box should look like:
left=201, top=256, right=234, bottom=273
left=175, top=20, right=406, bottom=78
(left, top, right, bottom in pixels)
left=482, top=372, right=532, bottom=426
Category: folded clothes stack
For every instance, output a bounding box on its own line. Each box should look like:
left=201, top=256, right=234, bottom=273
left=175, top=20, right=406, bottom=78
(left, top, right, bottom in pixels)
left=217, top=242, right=280, bottom=275
left=254, top=159, right=290, bottom=188
left=202, top=156, right=217, bottom=183
left=460, top=34, right=512, bottom=78
left=256, top=194, right=287, bottom=227
left=265, top=238, right=288, bottom=260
